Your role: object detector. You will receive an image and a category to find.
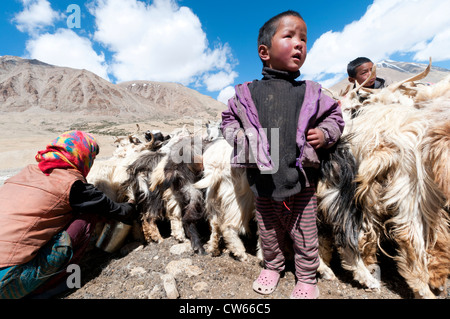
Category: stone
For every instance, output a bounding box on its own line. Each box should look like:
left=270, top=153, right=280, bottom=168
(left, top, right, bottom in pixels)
left=170, top=242, right=192, bottom=255
left=165, top=258, right=193, bottom=277
left=161, top=274, right=179, bottom=299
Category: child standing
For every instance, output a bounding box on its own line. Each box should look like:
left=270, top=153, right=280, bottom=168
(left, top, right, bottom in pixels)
left=221, top=11, right=344, bottom=299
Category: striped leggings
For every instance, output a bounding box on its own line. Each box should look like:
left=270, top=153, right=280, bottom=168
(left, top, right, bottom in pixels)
left=255, top=186, right=319, bottom=284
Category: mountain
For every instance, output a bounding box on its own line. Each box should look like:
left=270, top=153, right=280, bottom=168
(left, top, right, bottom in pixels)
left=330, top=59, right=450, bottom=93
left=0, top=55, right=225, bottom=120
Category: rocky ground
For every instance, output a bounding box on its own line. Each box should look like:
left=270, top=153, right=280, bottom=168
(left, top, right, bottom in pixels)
left=59, top=220, right=448, bottom=301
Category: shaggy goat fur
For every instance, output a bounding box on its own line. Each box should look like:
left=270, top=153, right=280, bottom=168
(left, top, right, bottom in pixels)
left=87, top=130, right=165, bottom=201
left=149, top=134, right=206, bottom=253
left=126, top=128, right=209, bottom=254
left=124, top=127, right=193, bottom=244
left=316, top=135, right=370, bottom=283
left=318, top=69, right=450, bottom=298
left=126, top=151, right=168, bottom=243
left=194, top=138, right=257, bottom=261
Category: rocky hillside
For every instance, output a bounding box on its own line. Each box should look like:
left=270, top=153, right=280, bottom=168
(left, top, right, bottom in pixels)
left=0, top=55, right=225, bottom=120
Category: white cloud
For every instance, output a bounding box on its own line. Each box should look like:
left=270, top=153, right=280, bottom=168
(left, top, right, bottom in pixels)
left=302, top=0, right=450, bottom=86
left=90, top=0, right=236, bottom=91
left=13, top=0, right=238, bottom=100
left=217, top=85, right=235, bottom=105
left=25, top=29, right=110, bottom=80
left=203, top=71, right=238, bottom=92
left=14, top=0, right=109, bottom=80
left=413, top=26, right=450, bottom=61
left=13, top=0, right=62, bottom=35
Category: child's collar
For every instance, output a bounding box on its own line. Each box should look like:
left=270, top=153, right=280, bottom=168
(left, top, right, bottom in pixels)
left=262, top=67, right=300, bottom=81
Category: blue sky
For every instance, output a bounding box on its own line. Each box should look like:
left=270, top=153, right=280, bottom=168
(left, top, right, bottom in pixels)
left=1, top=0, right=450, bottom=103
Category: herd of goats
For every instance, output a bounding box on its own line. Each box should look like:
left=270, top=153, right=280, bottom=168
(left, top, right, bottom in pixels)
left=87, top=59, right=449, bottom=299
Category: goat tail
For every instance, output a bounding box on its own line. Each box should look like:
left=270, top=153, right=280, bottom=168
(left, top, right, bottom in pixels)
left=193, top=166, right=223, bottom=192
left=193, top=173, right=213, bottom=190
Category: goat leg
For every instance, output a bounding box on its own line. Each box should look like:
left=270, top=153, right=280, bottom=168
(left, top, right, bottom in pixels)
left=183, top=222, right=206, bottom=255
left=141, top=216, right=163, bottom=243
left=317, top=233, right=336, bottom=280
left=206, top=215, right=222, bottom=257
left=221, top=226, right=248, bottom=261
left=427, top=222, right=450, bottom=294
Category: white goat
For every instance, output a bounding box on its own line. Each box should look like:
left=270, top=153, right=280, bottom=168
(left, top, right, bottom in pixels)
left=87, top=133, right=153, bottom=202
left=194, top=138, right=258, bottom=261
left=317, top=61, right=450, bottom=298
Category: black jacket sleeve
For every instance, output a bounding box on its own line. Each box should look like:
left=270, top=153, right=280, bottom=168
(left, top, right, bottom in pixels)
left=69, top=180, right=137, bottom=225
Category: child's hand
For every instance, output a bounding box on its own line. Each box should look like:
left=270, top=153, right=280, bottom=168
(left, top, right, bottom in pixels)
left=306, top=128, right=326, bottom=149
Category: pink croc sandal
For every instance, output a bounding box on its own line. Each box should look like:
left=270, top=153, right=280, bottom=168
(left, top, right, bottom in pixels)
left=252, top=269, right=280, bottom=295
left=290, top=282, right=320, bottom=299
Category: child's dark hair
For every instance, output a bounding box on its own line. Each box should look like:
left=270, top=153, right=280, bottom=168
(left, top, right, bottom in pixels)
left=347, top=57, right=372, bottom=78
left=258, top=10, right=304, bottom=49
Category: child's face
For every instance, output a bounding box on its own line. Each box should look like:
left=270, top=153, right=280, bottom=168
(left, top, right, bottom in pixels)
left=259, top=15, right=307, bottom=72
left=350, top=62, right=376, bottom=87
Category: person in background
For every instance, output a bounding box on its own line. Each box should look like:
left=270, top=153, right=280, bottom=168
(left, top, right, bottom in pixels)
left=347, top=57, right=392, bottom=89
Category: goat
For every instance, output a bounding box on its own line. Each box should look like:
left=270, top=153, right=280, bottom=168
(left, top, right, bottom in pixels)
left=125, top=126, right=191, bottom=244
left=126, top=151, right=168, bottom=243
left=194, top=138, right=257, bottom=261
left=317, top=62, right=450, bottom=298
left=316, top=135, right=362, bottom=282
left=147, top=133, right=206, bottom=254
left=86, top=127, right=166, bottom=244
left=87, top=128, right=161, bottom=202
left=204, top=120, right=223, bottom=141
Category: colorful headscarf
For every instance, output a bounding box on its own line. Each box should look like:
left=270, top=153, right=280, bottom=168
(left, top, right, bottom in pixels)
left=35, top=130, right=99, bottom=178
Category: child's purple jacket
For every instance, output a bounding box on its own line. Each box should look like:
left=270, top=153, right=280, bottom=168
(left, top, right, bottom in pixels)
left=221, top=80, right=345, bottom=173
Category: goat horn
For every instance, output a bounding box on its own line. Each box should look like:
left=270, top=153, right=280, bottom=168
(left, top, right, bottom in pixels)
left=339, top=83, right=353, bottom=96
left=389, top=57, right=432, bottom=92
left=360, top=87, right=378, bottom=94
left=147, top=132, right=154, bottom=144
left=321, top=87, right=338, bottom=99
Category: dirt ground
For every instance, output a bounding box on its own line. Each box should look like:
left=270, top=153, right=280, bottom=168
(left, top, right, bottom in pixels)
left=58, top=218, right=448, bottom=301
left=1, top=113, right=448, bottom=302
